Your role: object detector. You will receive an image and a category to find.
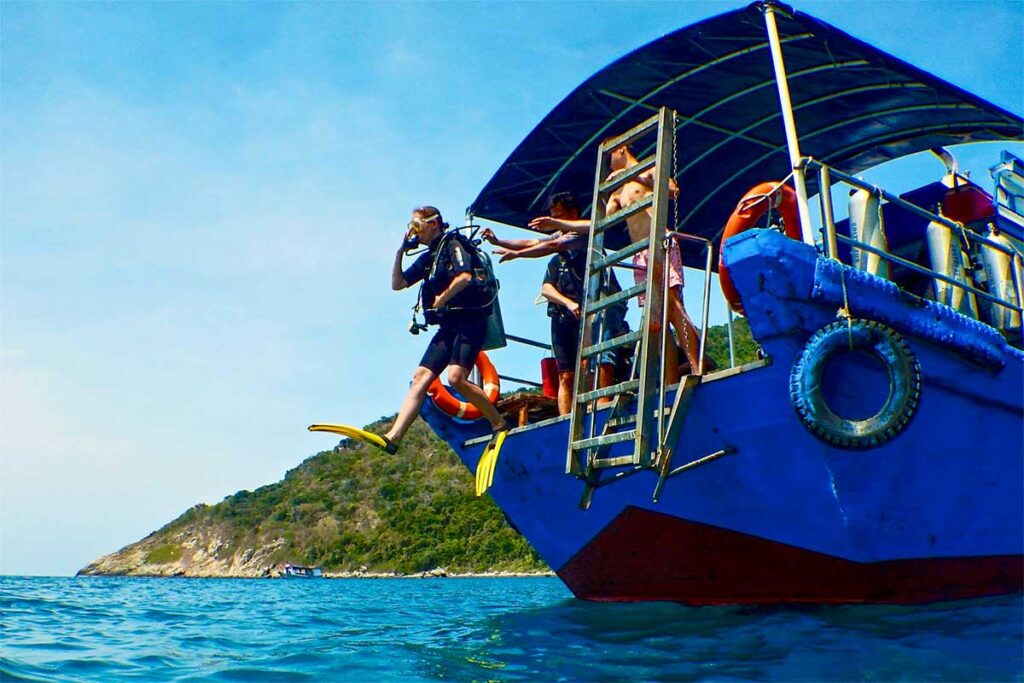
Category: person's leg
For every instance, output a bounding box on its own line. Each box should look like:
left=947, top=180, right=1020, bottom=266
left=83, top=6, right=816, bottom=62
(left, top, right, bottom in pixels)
left=648, top=257, right=683, bottom=384
left=596, top=364, right=616, bottom=405
left=666, top=289, right=700, bottom=372
left=449, top=317, right=505, bottom=431
left=385, top=325, right=453, bottom=442
left=557, top=371, right=574, bottom=415
left=661, top=245, right=700, bottom=375
left=385, top=365, right=438, bottom=442
left=662, top=324, right=682, bottom=384
left=551, top=315, right=578, bottom=414
left=596, top=302, right=625, bottom=404
left=448, top=364, right=504, bottom=430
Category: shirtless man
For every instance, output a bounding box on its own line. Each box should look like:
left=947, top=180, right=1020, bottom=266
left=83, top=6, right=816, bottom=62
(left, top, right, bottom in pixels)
left=605, top=142, right=701, bottom=381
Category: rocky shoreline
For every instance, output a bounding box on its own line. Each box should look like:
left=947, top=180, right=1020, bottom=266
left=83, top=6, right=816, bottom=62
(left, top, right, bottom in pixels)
left=78, top=567, right=555, bottom=580
left=323, top=567, right=555, bottom=579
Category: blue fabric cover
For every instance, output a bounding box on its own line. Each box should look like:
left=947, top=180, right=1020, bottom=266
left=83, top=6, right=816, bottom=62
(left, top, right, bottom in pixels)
left=470, top=2, right=1023, bottom=266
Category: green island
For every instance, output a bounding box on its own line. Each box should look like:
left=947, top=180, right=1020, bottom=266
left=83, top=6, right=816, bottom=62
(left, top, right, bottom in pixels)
left=78, top=319, right=757, bottom=578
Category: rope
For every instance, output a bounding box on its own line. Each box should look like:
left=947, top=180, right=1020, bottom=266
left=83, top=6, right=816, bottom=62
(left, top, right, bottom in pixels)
left=734, top=171, right=797, bottom=217
left=838, top=265, right=854, bottom=350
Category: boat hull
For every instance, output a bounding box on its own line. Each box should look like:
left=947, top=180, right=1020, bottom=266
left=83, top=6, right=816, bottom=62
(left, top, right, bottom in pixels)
left=421, top=231, right=1024, bottom=604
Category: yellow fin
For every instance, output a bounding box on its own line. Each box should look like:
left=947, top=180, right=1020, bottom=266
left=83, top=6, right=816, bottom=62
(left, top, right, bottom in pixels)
left=485, top=431, right=507, bottom=489
left=474, top=431, right=508, bottom=496
left=475, top=443, right=490, bottom=496
left=308, top=424, right=396, bottom=454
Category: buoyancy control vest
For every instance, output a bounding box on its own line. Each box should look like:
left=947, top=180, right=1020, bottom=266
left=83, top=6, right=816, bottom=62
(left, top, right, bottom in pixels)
left=546, top=248, right=623, bottom=319
left=422, top=231, right=499, bottom=320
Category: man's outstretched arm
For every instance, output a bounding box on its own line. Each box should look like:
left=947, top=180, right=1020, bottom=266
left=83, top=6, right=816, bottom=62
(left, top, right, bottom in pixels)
left=481, top=228, right=541, bottom=250
left=496, top=233, right=582, bottom=262
left=528, top=216, right=591, bottom=234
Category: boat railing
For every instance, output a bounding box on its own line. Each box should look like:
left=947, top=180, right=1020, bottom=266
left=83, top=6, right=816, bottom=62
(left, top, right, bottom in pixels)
left=665, top=231, right=714, bottom=376
left=497, top=334, right=550, bottom=390
left=807, top=158, right=1024, bottom=341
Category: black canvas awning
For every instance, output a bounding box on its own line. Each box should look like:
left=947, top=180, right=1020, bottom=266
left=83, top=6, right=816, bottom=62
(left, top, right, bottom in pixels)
left=470, top=1, right=1023, bottom=258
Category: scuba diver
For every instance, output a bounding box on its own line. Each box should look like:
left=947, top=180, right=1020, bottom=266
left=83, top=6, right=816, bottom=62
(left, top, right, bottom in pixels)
left=311, top=206, right=506, bottom=455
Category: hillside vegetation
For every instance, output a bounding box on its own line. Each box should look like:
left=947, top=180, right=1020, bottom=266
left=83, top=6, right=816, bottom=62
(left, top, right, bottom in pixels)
left=79, top=318, right=758, bottom=578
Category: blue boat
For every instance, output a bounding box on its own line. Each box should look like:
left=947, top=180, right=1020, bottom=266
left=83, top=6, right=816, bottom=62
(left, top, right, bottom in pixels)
left=420, top=2, right=1023, bottom=604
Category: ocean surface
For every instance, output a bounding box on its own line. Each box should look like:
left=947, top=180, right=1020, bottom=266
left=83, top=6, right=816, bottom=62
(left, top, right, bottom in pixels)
left=1, top=576, right=1021, bottom=682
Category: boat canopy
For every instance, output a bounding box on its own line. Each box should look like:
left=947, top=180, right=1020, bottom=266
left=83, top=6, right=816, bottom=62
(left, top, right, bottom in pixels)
left=470, top=1, right=1023, bottom=258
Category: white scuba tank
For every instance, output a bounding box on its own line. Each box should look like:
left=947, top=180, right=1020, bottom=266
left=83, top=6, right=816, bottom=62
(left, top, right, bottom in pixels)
left=926, top=219, right=979, bottom=318
left=848, top=188, right=891, bottom=279
left=978, top=228, right=1022, bottom=332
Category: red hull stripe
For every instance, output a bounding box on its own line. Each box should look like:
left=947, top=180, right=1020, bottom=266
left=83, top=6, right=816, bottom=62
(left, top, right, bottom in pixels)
left=558, top=507, right=1023, bottom=605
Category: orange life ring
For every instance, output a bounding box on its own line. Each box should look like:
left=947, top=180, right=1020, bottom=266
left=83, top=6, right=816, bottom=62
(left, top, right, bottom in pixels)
left=427, top=351, right=500, bottom=420
left=719, top=182, right=802, bottom=314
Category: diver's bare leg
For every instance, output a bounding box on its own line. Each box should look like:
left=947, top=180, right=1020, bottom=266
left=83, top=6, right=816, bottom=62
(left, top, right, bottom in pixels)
left=448, top=365, right=504, bottom=430
left=385, top=365, right=437, bottom=443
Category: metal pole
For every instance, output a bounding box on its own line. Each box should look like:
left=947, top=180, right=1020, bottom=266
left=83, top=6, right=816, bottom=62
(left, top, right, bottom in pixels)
left=763, top=3, right=816, bottom=246
left=818, top=166, right=839, bottom=260
left=699, top=244, right=713, bottom=375
left=727, top=306, right=736, bottom=368
left=505, top=334, right=551, bottom=351
left=1011, top=252, right=1024, bottom=316
left=659, top=232, right=670, bottom=450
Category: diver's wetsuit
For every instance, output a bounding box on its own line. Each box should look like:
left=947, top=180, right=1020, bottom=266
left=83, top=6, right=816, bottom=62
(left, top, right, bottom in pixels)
left=403, top=233, right=491, bottom=374
left=543, top=243, right=625, bottom=372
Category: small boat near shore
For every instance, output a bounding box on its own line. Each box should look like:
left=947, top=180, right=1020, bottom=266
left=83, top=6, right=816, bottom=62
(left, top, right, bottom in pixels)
left=280, top=563, right=323, bottom=579
left=417, top=1, right=1023, bottom=604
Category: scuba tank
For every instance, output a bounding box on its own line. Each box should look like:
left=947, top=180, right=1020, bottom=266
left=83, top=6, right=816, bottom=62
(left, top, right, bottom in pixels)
left=415, top=229, right=507, bottom=350
left=977, top=227, right=1022, bottom=333
left=848, top=188, right=891, bottom=279
left=925, top=218, right=979, bottom=319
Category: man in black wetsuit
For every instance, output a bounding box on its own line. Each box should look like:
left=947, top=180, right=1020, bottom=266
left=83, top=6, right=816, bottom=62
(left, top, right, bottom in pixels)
left=382, top=206, right=505, bottom=449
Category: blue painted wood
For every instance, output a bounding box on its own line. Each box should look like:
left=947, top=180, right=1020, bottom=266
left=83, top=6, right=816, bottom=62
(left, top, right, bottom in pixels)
left=421, top=231, right=1023, bottom=587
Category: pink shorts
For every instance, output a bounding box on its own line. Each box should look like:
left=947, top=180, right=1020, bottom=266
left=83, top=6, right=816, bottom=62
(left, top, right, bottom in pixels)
left=633, top=241, right=683, bottom=307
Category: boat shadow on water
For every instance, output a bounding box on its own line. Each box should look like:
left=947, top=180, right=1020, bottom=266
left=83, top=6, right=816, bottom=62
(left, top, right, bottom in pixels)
left=417, top=594, right=1023, bottom=681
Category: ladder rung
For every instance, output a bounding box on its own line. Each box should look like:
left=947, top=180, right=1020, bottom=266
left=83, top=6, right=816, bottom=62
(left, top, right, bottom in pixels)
left=572, top=430, right=636, bottom=450
left=598, top=114, right=660, bottom=155
left=593, top=195, right=653, bottom=233
left=587, top=284, right=645, bottom=314
left=597, top=156, right=657, bottom=195
left=577, top=379, right=640, bottom=404
left=580, top=330, right=642, bottom=358
left=592, top=454, right=643, bottom=468
left=606, top=405, right=672, bottom=429
left=591, top=239, right=650, bottom=271
left=605, top=414, right=636, bottom=428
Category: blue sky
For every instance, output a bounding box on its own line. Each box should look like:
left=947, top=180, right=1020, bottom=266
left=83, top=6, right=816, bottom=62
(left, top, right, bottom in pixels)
left=2, top=1, right=1021, bottom=576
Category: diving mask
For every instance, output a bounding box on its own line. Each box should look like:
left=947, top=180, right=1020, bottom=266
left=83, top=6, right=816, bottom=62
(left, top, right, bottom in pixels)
left=403, top=222, right=422, bottom=250
left=404, top=214, right=439, bottom=250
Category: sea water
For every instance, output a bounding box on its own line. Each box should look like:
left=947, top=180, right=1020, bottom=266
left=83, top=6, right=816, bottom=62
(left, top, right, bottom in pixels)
left=1, top=576, right=1021, bottom=681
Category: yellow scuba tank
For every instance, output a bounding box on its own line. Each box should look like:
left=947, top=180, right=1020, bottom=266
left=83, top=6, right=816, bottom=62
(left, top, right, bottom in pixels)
left=848, top=188, right=891, bottom=279
left=977, top=227, right=1022, bottom=333
left=926, top=218, right=979, bottom=318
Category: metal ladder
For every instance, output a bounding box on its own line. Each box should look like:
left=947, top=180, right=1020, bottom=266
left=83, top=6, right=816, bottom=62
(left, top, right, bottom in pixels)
left=566, top=107, right=705, bottom=508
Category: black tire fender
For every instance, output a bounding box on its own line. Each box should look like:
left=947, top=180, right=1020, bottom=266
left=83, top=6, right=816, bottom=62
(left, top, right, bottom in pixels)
left=790, top=319, right=922, bottom=449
